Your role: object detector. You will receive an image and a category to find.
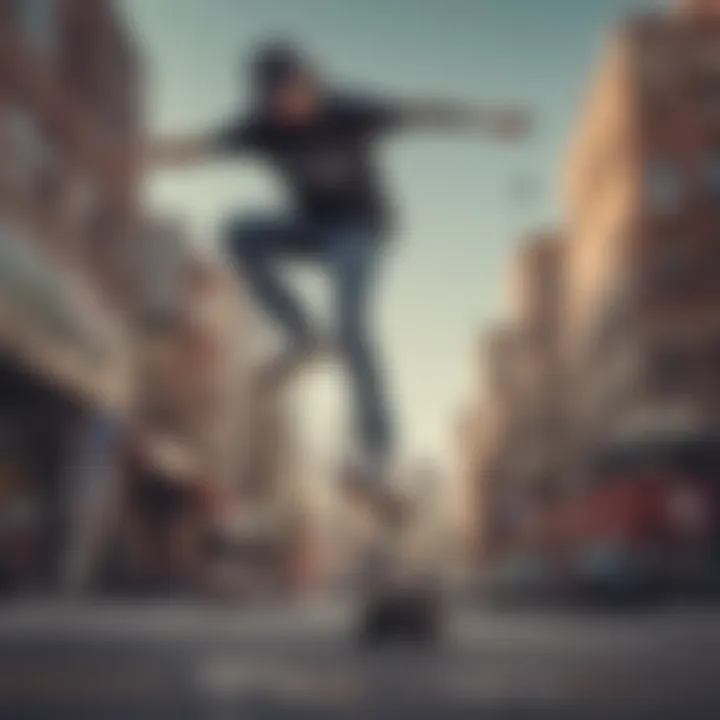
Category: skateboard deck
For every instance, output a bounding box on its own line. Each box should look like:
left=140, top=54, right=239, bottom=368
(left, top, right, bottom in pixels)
left=358, top=575, right=443, bottom=645
left=254, top=346, right=444, bottom=643
left=352, top=520, right=444, bottom=646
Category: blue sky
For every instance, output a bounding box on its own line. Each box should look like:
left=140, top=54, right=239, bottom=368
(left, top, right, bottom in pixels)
left=124, top=0, right=665, bottom=469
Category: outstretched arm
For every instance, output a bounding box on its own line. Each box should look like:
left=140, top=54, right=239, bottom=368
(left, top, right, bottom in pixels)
left=107, top=127, right=235, bottom=199
left=143, top=132, right=220, bottom=169
left=396, top=100, right=532, bottom=141
left=136, top=118, right=252, bottom=171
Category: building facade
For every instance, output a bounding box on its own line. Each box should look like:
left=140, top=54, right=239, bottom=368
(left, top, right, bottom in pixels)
left=478, top=234, right=564, bottom=561
left=460, top=0, right=720, bottom=592
left=0, top=0, right=142, bottom=592
left=563, top=0, right=720, bottom=480
left=127, top=220, right=253, bottom=589
left=0, top=0, right=141, bottom=411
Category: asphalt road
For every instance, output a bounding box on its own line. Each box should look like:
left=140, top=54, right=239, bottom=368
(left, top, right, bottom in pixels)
left=0, top=598, right=719, bottom=718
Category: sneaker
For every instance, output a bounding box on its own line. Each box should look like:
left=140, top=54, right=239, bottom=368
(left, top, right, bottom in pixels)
left=255, top=335, right=330, bottom=391
left=341, top=456, right=407, bottom=529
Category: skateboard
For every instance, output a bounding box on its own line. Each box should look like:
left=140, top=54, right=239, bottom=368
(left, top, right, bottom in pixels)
left=358, top=571, right=443, bottom=646
left=255, top=344, right=445, bottom=644
left=343, top=478, right=444, bottom=647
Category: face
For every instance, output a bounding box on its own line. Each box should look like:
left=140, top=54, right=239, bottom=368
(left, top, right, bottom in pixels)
left=267, top=73, right=320, bottom=125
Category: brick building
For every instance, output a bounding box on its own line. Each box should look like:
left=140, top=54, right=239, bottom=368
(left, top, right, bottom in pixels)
left=563, top=0, right=720, bottom=481
left=0, top=0, right=141, bottom=410
left=458, top=322, right=530, bottom=563
left=458, top=0, right=720, bottom=591
left=133, top=225, right=249, bottom=488
left=464, top=233, right=564, bottom=561
left=0, top=0, right=141, bottom=592
left=507, top=234, right=564, bottom=491
left=128, top=221, right=253, bottom=589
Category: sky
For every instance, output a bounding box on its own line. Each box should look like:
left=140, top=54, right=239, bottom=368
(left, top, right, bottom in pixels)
left=123, top=0, right=666, bottom=472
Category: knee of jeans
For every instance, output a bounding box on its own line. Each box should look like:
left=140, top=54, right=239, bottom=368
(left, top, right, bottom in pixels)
left=224, top=215, right=266, bottom=265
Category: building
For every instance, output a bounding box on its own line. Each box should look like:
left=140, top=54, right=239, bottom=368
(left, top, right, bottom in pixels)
left=458, top=232, right=565, bottom=565
left=459, top=323, right=525, bottom=563
left=129, top=221, right=315, bottom=596
left=0, top=0, right=141, bottom=593
left=235, top=380, right=314, bottom=595
left=133, top=234, right=249, bottom=487
left=563, top=0, right=720, bottom=482
left=457, top=0, right=720, bottom=596
left=127, top=222, right=251, bottom=590
left=506, top=234, right=565, bottom=493
left=547, top=0, right=720, bottom=595
left=0, top=0, right=141, bottom=407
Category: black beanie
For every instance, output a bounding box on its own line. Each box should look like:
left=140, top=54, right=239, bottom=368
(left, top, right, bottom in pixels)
left=250, top=41, right=312, bottom=103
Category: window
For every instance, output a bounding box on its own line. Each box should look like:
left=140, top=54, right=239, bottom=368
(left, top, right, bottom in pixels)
left=694, top=78, right=720, bottom=119
left=694, top=42, right=720, bottom=75
left=650, top=346, right=693, bottom=396
left=98, top=45, right=139, bottom=133
left=62, top=174, right=99, bottom=236
left=595, top=295, right=628, bottom=356
left=693, top=41, right=720, bottom=114
left=645, top=160, right=683, bottom=214
left=706, top=154, right=720, bottom=198
left=3, top=108, right=57, bottom=213
left=640, top=46, right=675, bottom=94
left=19, top=0, right=57, bottom=58
left=651, top=244, right=692, bottom=297
left=135, top=223, right=190, bottom=317
left=709, top=339, right=720, bottom=375
left=712, top=245, right=720, bottom=290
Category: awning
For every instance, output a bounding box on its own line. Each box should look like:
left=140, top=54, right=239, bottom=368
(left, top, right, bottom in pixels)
left=0, top=222, right=132, bottom=414
left=605, top=402, right=714, bottom=447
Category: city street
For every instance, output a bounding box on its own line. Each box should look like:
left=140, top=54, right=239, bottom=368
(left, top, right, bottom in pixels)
left=0, top=599, right=719, bottom=718
left=4, top=2, right=720, bottom=718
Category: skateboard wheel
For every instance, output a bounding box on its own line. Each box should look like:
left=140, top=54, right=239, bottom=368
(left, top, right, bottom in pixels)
left=358, top=588, right=442, bottom=646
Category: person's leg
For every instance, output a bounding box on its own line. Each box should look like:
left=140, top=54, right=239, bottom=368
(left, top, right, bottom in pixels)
left=327, top=227, right=393, bottom=469
left=60, top=409, right=124, bottom=595
left=225, top=214, right=315, bottom=346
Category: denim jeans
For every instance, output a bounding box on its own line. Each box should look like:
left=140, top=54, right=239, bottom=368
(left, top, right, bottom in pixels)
left=226, top=214, right=392, bottom=463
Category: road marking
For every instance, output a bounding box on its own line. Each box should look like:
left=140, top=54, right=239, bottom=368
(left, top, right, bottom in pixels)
left=196, top=657, right=365, bottom=705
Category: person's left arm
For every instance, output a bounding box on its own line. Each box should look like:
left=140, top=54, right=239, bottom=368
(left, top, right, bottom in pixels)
left=397, top=100, right=532, bottom=140
left=356, top=95, right=533, bottom=141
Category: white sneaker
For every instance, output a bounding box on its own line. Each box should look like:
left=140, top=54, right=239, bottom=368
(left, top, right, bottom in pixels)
left=341, top=455, right=406, bottom=527
left=255, top=334, right=330, bottom=390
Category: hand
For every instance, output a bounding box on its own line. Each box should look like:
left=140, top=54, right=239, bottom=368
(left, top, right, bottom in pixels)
left=490, top=107, right=533, bottom=141
left=105, top=134, right=144, bottom=185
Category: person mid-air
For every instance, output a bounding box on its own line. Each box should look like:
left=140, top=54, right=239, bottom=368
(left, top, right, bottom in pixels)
left=144, top=41, right=531, bottom=509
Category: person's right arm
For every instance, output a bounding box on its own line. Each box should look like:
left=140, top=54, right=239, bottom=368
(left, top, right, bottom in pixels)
left=350, top=94, right=533, bottom=142
left=397, top=100, right=533, bottom=141
left=106, top=123, right=243, bottom=200
left=144, top=133, right=219, bottom=168
left=136, top=118, right=252, bottom=171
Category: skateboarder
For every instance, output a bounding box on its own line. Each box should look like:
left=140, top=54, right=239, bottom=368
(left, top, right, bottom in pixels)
left=142, top=41, right=531, bottom=508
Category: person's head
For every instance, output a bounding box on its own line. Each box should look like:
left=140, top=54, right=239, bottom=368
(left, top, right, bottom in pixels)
left=249, top=41, right=321, bottom=124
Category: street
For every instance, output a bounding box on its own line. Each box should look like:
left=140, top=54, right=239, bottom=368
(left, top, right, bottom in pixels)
left=0, top=600, right=719, bottom=718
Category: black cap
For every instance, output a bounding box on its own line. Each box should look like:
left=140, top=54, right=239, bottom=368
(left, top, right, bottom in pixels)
left=250, top=41, right=313, bottom=103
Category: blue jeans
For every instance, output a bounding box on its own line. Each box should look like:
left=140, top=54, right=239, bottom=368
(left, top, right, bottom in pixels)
left=227, top=214, right=392, bottom=463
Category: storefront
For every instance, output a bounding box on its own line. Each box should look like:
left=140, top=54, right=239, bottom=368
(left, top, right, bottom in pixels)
left=0, top=226, right=131, bottom=594
left=572, top=408, right=720, bottom=597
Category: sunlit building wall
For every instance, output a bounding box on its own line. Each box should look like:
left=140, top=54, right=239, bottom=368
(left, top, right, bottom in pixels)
left=563, top=0, right=720, bottom=479
left=0, top=0, right=141, bottom=409
left=0, top=0, right=141, bottom=592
